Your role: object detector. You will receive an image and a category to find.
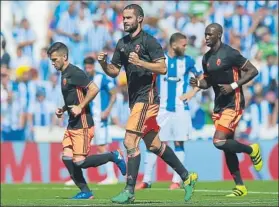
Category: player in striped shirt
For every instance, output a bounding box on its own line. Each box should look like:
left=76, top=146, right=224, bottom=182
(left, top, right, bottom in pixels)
left=136, top=32, right=202, bottom=190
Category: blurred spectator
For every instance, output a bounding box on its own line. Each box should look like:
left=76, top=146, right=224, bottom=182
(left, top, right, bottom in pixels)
left=185, top=35, right=200, bottom=59
left=15, top=18, right=36, bottom=62
left=188, top=1, right=211, bottom=18
left=254, top=7, right=276, bottom=39
left=53, top=1, right=82, bottom=65
left=163, top=11, right=188, bottom=32
left=84, top=14, right=112, bottom=58
left=163, top=1, right=190, bottom=16
left=1, top=32, right=11, bottom=68
left=10, top=46, right=32, bottom=70
left=18, top=66, right=37, bottom=141
left=182, top=14, right=205, bottom=48
left=230, top=35, right=242, bottom=52
left=140, top=1, right=165, bottom=18
left=1, top=66, right=25, bottom=141
left=33, top=87, right=55, bottom=127
left=256, top=54, right=278, bottom=92
left=38, top=47, right=53, bottom=81
left=246, top=84, right=273, bottom=139
left=251, top=32, right=277, bottom=60
left=230, top=4, right=256, bottom=58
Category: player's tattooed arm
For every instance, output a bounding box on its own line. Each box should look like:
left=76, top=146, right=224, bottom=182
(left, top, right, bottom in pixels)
left=98, top=52, right=121, bottom=78
left=236, top=60, right=258, bottom=87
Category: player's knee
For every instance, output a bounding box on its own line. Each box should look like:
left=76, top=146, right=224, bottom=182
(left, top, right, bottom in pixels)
left=213, top=138, right=226, bottom=150
left=123, top=133, right=137, bottom=149
left=62, top=147, right=73, bottom=158
left=127, top=147, right=140, bottom=158
left=148, top=142, right=166, bottom=156
left=147, top=144, right=159, bottom=153
left=73, top=156, right=86, bottom=168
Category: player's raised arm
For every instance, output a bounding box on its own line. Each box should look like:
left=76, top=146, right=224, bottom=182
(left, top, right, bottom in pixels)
left=97, top=52, right=121, bottom=78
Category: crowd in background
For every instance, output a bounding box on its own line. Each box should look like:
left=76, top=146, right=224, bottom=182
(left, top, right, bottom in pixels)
left=1, top=1, right=278, bottom=141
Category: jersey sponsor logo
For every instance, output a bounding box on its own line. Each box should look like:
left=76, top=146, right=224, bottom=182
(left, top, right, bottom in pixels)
left=164, top=77, right=181, bottom=82
left=135, top=44, right=140, bottom=53
left=63, top=78, right=67, bottom=86
left=120, top=48, right=125, bottom=52
left=217, top=58, right=221, bottom=66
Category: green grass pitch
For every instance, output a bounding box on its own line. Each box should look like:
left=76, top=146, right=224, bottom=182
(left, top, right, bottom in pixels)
left=1, top=181, right=278, bottom=206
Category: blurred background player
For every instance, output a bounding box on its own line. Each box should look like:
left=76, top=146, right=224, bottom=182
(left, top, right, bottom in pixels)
left=188, top=23, right=262, bottom=197
left=65, top=56, right=118, bottom=186
left=136, top=32, right=202, bottom=190
left=47, top=42, right=126, bottom=199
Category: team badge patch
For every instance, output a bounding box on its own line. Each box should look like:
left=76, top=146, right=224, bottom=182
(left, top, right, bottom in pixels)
left=135, top=44, right=140, bottom=53
left=216, top=58, right=221, bottom=66
left=63, top=78, right=67, bottom=86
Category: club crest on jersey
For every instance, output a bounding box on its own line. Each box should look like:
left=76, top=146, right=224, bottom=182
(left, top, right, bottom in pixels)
left=135, top=44, right=140, bottom=53
left=216, top=58, right=221, bottom=66
left=63, top=78, right=67, bottom=86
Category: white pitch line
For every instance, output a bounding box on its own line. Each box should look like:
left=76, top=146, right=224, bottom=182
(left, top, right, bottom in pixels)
left=15, top=187, right=279, bottom=195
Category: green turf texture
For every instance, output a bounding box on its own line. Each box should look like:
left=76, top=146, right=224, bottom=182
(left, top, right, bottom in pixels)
left=1, top=181, right=278, bottom=206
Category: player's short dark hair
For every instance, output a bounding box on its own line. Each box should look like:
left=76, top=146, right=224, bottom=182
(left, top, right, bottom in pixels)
left=47, top=42, right=68, bottom=58
left=170, top=32, right=187, bottom=45
left=83, top=56, right=95, bottom=65
left=123, top=4, right=144, bottom=19
left=207, top=23, right=223, bottom=37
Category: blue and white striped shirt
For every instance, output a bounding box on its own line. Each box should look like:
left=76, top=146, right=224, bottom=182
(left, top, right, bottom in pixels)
left=157, top=54, right=202, bottom=112
left=33, top=100, right=53, bottom=126
left=89, top=72, right=115, bottom=124
left=256, top=64, right=278, bottom=88
left=84, top=24, right=112, bottom=54
left=230, top=14, right=253, bottom=57
left=16, top=28, right=36, bottom=61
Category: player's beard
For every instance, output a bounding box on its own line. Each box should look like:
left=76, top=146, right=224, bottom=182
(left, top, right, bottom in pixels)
left=124, top=22, right=138, bottom=33
left=174, top=48, right=184, bottom=57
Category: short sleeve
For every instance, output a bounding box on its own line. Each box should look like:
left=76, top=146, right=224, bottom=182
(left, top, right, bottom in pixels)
left=111, top=40, right=122, bottom=68
left=229, top=48, right=248, bottom=69
left=146, top=36, right=165, bottom=62
left=70, top=69, right=91, bottom=88
left=186, top=56, right=202, bottom=76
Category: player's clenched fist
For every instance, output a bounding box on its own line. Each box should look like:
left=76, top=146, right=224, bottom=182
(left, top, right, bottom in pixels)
left=97, top=52, right=108, bottom=63
left=55, top=108, right=64, bottom=118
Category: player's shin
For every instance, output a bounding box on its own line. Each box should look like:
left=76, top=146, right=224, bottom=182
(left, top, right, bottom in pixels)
left=224, top=151, right=244, bottom=185
left=151, top=142, right=189, bottom=181
left=172, top=143, right=185, bottom=184
left=125, top=147, right=141, bottom=194
left=62, top=156, right=90, bottom=192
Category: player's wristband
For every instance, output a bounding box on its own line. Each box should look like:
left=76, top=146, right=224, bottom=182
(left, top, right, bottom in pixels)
left=230, top=82, right=239, bottom=90
left=197, top=80, right=200, bottom=87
